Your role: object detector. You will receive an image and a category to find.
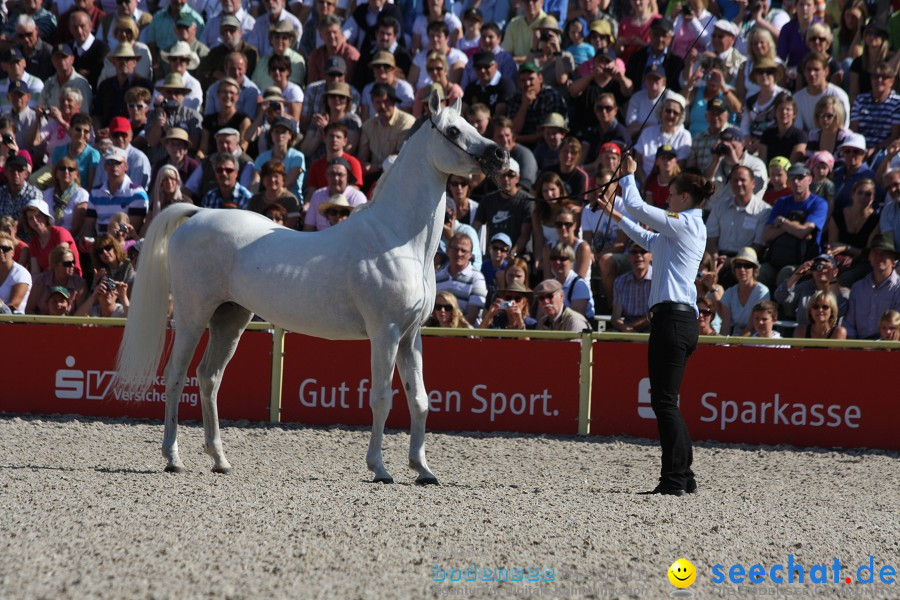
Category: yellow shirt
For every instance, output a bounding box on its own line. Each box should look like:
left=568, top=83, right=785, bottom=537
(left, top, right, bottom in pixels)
left=361, top=108, right=416, bottom=165
left=501, top=10, right=547, bottom=59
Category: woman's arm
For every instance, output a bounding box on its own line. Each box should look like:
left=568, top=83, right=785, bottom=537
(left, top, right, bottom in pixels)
left=6, top=283, right=29, bottom=312
left=718, top=302, right=732, bottom=335
left=29, top=256, right=41, bottom=278
left=574, top=239, right=592, bottom=278
left=24, top=279, right=43, bottom=314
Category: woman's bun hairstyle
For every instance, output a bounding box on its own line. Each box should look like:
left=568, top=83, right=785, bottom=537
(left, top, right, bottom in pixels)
left=672, top=172, right=715, bottom=208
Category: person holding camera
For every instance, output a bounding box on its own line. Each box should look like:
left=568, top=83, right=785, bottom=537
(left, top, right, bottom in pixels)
left=670, top=0, right=714, bottom=59
left=704, top=127, right=768, bottom=212
left=74, top=273, right=129, bottom=317
left=144, top=73, right=202, bottom=165
left=526, top=16, right=576, bottom=96
left=479, top=280, right=537, bottom=330
left=774, top=254, right=848, bottom=325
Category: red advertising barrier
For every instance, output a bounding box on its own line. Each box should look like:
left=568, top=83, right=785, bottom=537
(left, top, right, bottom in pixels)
left=279, top=334, right=582, bottom=434
left=1, top=324, right=270, bottom=421
left=590, top=342, right=900, bottom=450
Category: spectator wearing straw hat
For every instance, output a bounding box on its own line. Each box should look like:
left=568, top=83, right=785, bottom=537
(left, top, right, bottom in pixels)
left=145, top=74, right=202, bottom=163
left=197, top=15, right=259, bottom=90
left=360, top=51, right=415, bottom=120
left=92, top=42, right=152, bottom=130
left=252, top=19, right=307, bottom=91
left=304, top=157, right=368, bottom=231
left=247, top=0, right=301, bottom=57
left=301, top=56, right=362, bottom=133
left=96, top=18, right=152, bottom=87
left=480, top=279, right=537, bottom=330
left=532, top=113, right=568, bottom=170
left=317, top=193, right=353, bottom=227
left=149, top=128, right=199, bottom=193
left=526, top=16, right=575, bottom=95
left=155, top=41, right=203, bottom=111
left=844, top=235, right=900, bottom=339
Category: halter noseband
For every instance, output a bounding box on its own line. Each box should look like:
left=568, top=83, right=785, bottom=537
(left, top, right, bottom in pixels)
left=428, top=115, right=497, bottom=175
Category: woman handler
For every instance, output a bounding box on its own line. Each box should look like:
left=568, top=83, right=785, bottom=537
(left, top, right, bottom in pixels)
left=597, top=153, right=713, bottom=496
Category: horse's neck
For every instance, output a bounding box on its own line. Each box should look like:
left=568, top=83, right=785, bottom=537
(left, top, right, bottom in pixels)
left=366, top=130, right=447, bottom=253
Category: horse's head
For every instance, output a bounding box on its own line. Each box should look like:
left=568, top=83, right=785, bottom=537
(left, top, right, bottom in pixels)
left=426, top=90, right=508, bottom=180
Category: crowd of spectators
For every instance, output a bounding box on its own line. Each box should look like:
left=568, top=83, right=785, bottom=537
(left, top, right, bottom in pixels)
left=0, top=0, right=898, bottom=340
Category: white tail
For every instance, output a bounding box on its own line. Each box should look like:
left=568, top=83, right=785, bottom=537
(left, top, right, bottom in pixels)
left=116, top=204, right=202, bottom=394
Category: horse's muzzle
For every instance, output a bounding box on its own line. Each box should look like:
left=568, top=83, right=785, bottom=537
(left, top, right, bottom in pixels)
left=479, top=144, right=509, bottom=176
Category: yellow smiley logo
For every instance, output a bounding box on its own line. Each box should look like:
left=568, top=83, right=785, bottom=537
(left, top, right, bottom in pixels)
left=668, top=558, right=697, bottom=588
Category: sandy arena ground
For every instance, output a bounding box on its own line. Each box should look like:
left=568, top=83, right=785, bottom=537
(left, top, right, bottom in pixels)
left=0, top=415, right=897, bottom=600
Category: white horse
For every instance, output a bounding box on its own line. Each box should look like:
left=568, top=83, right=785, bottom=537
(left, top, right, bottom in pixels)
left=116, top=93, right=507, bottom=483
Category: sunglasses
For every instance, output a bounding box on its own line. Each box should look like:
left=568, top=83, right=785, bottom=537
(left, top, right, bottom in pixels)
left=872, top=74, right=893, bottom=81
left=733, top=262, right=755, bottom=270
left=629, top=248, right=649, bottom=254
left=595, top=105, right=615, bottom=112
left=58, top=166, right=78, bottom=173
left=819, top=113, right=836, bottom=119
left=62, top=260, right=76, bottom=267
left=449, top=180, right=468, bottom=187
left=699, top=309, right=713, bottom=317
left=505, top=295, right=525, bottom=302
left=555, top=221, right=575, bottom=228
left=811, top=304, right=830, bottom=311
left=0, top=245, right=13, bottom=253
left=215, top=167, right=236, bottom=174
left=550, top=256, right=570, bottom=262
left=434, top=303, right=453, bottom=311
left=99, top=245, right=115, bottom=252
left=326, top=208, right=351, bottom=217
left=490, top=245, right=509, bottom=252
left=756, top=69, right=776, bottom=76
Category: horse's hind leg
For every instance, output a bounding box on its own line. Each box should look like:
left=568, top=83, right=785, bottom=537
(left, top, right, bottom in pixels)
left=396, top=331, right=438, bottom=485
left=162, top=323, right=206, bottom=473
left=197, top=302, right=253, bottom=474
left=367, top=326, right=400, bottom=483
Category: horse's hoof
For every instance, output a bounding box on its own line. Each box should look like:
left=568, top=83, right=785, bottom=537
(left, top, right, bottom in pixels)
left=212, top=466, right=232, bottom=475
left=373, top=476, right=394, bottom=484
left=164, top=465, right=187, bottom=474
left=416, top=475, right=440, bottom=485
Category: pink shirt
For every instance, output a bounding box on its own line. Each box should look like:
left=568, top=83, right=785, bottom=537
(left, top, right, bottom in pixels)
left=617, top=14, right=660, bottom=64
left=27, top=226, right=81, bottom=275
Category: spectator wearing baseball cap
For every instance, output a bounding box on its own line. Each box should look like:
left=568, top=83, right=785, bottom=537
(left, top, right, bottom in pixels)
left=39, top=44, right=93, bottom=115
left=709, top=21, right=746, bottom=87
left=472, top=156, right=534, bottom=259
left=507, top=59, right=568, bottom=146
left=832, top=132, right=878, bottom=213
left=0, top=47, right=44, bottom=114
left=534, top=278, right=591, bottom=331
left=462, top=51, right=516, bottom=118
left=774, top=253, right=848, bottom=328
left=4, top=81, right=37, bottom=158
left=300, top=55, right=362, bottom=134
left=0, top=150, right=42, bottom=223
left=580, top=93, right=631, bottom=171
left=93, top=116, right=152, bottom=191
left=83, top=144, right=149, bottom=239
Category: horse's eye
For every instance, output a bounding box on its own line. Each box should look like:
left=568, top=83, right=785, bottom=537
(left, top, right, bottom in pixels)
left=446, top=126, right=460, bottom=138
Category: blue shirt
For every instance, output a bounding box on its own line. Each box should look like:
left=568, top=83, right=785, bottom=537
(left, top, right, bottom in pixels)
left=201, top=183, right=252, bottom=210
left=616, top=174, right=706, bottom=316
left=765, top=192, right=829, bottom=247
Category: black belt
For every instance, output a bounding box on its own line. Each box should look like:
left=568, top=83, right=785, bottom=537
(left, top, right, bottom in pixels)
left=648, top=302, right=695, bottom=321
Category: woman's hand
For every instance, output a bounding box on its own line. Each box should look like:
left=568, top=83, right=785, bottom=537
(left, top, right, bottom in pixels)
left=623, top=153, right=637, bottom=175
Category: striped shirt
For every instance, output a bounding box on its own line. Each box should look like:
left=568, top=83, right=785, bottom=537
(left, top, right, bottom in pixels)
left=613, top=265, right=653, bottom=321
left=849, top=91, right=900, bottom=149
left=201, top=184, right=252, bottom=210
left=435, top=264, right=487, bottom=313
left=87, top=175, right=148, bottom=232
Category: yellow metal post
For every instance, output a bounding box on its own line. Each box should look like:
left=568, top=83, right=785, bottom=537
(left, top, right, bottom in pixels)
left=269, top=326, right=285, bottom=423
left=578, top=329, right=593, bottom=435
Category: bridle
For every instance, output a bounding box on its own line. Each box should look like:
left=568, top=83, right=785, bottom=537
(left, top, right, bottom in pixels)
left=428, top=114, right=502, bottom=176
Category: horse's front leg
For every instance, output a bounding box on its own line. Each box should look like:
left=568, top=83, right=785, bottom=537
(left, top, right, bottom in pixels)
left=367, top=327, right=400, bottom=483
left=396, top=330, right=438, bottom=485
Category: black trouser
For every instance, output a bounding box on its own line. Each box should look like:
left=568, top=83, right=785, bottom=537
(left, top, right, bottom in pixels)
left=647, top=306, right=699, bottom=490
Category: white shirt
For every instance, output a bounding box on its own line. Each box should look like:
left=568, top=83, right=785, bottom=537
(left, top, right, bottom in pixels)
left=794, top=83, right=851, bottom=131
left=0, top=261, right=31, bottom=314
left=635, top=125, right=692, bottom=178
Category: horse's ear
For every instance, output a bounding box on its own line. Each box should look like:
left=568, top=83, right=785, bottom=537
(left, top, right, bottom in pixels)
left=451, top=94, right=462, bottom=114
left=428, top=87, right=443, bottom=116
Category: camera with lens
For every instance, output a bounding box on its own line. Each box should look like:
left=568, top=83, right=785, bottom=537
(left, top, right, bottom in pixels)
left=747, top=0, right=761, bottom=13
left=498, top=300, right=513, bottom=310
left=2, top=133, right=13, bottom=146
left=712, top=143, right=729, bottom=156
left=682, top=3, right=695, bottom=16
left=268, top=101, right=282, bottom=113
left=444, top=210, right=453, bottom=224
left=162, top=99, right=179, bottom=116
left=812, top=262, right=828, bottom=272
left=99, top=275, right=117, bottom=292
left=539, top=31, right=552, bottom=42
